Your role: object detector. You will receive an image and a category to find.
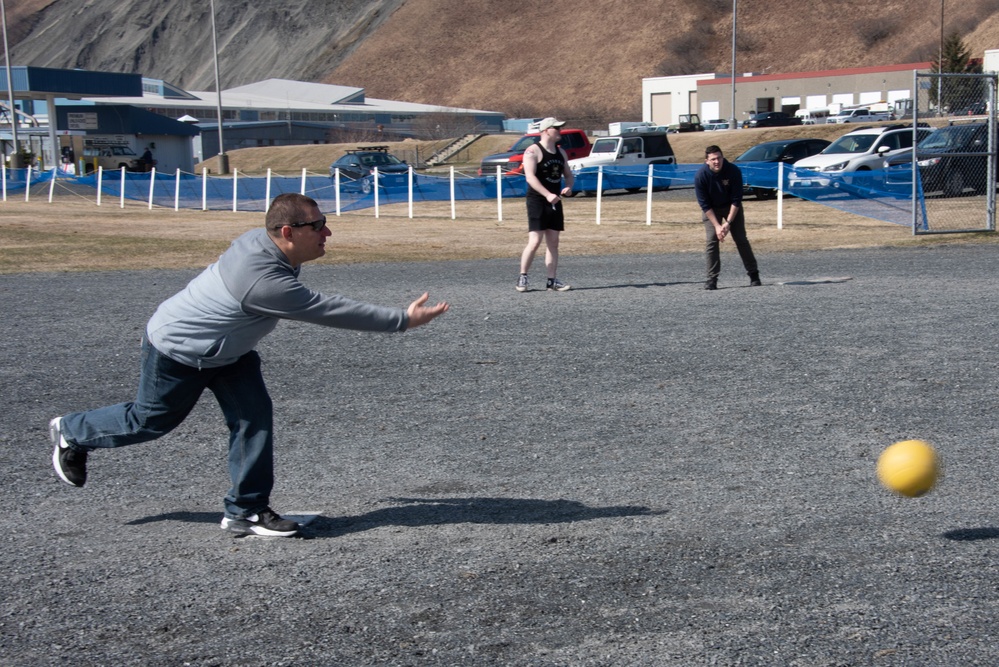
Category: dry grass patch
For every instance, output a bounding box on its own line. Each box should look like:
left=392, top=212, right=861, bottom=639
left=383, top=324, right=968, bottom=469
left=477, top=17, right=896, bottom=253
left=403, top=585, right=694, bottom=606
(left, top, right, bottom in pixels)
left=0, top=195, right=995, bottom=275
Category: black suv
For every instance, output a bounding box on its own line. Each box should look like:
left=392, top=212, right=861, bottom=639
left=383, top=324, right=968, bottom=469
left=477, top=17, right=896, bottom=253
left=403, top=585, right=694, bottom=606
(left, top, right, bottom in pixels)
left=884, top=122, right=993, bottom=197
left=329, top=147, right=409, bottom=193
left=743, top=112, right=803, bottom=128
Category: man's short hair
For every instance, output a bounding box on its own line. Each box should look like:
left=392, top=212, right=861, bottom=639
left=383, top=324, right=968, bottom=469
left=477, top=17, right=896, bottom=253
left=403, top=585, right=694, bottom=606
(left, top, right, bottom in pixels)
left=266, top=193, right=319, bottom=233
left=705, top=145, right=723, bottom=158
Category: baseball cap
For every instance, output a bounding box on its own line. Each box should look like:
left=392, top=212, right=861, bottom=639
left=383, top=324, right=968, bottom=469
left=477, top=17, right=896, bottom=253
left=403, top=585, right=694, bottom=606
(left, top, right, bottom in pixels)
left=538, top=117, right=566, bottom=132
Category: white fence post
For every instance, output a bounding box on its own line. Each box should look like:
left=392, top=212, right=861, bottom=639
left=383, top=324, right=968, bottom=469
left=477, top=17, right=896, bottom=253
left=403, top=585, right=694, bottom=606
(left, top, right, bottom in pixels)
left=232, top=169, right=238, bottom=212
left=449, top=166, right=456, bottom=220
left=24, top=165, right=31, bottom=202
left=645, top=164, right=654, bottom=226
left=201, top=167, right=208, bottom=211
left=300, top=168, right=307, bottom=195
left=408, top=166, right=414, bottom=219
left=777, top=161, right=784, bottom=231
left=265, top=168, right=272, bottom=210
left=595, top=166, right=603, bottom=225
left=174, top=168, right=181, bottom=211
left=334, top=168, right=341, bottom=216
left=48, top=167, right=56, bottom=203
left=119, top=167, right=125, bottom=208
left=496, top=165, right=503, bottom=222
left=374, top=167, right=380, bottom=218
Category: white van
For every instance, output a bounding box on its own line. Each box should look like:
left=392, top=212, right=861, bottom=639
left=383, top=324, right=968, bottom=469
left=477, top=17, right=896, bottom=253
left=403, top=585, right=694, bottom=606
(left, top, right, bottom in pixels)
left=794, top=108, right=830, bottom=125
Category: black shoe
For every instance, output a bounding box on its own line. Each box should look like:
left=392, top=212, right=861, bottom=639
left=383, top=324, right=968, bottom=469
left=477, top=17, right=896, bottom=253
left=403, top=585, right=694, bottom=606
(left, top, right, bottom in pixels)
left=221, top=508, right=300, bottom=537
left=705, top=280, right=717, bottom=291
left=749, top=273, right=762, bottom=287
left=50, top=417, right=87, bottom=487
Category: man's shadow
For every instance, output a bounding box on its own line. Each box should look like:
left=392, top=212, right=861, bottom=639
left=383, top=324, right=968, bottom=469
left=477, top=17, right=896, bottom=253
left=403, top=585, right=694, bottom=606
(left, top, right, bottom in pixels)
left=126, top=497, right=664, bottom=539
left=571, top=280, right=702, bottom=291
left=941, top=527, right=999, bottom=541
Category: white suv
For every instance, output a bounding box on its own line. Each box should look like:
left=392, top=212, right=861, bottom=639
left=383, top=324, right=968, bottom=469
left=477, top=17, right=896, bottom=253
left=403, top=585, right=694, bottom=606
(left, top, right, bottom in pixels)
left=789, top=125, right=934, bottom=188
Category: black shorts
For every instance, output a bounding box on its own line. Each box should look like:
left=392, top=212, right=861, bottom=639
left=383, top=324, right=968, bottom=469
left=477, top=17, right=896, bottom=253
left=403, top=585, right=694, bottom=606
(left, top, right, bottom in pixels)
left=526, top=194, right=565, bottom=232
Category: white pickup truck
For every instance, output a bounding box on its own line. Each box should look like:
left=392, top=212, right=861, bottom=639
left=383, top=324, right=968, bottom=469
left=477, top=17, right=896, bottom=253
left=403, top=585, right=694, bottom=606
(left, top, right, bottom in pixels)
left=828, top=107, right=892, bottom=124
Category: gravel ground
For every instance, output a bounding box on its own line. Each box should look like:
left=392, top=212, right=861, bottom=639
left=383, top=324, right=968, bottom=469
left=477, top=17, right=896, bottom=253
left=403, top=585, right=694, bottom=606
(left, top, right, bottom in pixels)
left=2, top=245, right=999, bottom=666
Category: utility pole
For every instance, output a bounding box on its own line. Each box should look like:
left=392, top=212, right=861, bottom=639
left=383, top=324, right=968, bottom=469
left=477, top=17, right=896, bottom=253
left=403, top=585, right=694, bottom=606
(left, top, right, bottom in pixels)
left=729, top=0, right=737, bottom=131
left=210, top=0, right=228, bottom=174
left=1, top=0, right=21, bottom=168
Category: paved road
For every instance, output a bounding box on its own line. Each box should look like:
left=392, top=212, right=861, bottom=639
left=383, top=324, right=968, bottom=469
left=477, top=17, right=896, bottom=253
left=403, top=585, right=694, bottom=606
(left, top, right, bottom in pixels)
left=2, top=246, right=998, bottom=665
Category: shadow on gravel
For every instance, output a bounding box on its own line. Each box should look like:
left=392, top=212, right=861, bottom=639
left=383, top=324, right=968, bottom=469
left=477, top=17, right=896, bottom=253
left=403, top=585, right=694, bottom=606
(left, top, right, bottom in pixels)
left=570, top=281, right=702, bottom=291
left=305, top=497, right=664, bottom=539
left=941, top=527, right=999, bottom=541
left=125, top=511, right=220, bottom=526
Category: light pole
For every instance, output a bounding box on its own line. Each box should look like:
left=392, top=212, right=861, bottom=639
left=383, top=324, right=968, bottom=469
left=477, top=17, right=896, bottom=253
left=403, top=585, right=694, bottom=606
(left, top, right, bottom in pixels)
left=938, top=0, right=944, bottom=115
left=210, top=0, right=228, bottom=174
left=729, top=0, right=737, bottom=130
left=1, top=0, right=21, bottom=167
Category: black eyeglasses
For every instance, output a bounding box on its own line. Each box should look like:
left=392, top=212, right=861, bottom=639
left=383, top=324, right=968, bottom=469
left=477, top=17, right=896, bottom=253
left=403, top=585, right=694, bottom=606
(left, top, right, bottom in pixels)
left=286, top=216, right=327, bottom=231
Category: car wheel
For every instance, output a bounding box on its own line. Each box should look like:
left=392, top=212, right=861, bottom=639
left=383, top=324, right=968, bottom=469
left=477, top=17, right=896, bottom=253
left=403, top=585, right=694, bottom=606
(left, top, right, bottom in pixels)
left=582, top=190, right=596, bottom=197
left=756, top=188, right=777, bottom=200
left=943, top=171, right=964, bottom=197
left=625, top=187, right=642, bottom=194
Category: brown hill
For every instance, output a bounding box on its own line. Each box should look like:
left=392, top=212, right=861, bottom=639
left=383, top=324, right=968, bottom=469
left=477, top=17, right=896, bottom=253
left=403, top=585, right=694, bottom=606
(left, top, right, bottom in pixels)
left=329, top=0, right=999, bottom=122
left=6, top=0, right=999, bottom=124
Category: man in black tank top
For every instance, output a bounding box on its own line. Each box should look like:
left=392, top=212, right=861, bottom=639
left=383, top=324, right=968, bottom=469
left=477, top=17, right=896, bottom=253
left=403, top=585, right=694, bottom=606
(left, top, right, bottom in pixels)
left=516, top=117, right=575, bottom=292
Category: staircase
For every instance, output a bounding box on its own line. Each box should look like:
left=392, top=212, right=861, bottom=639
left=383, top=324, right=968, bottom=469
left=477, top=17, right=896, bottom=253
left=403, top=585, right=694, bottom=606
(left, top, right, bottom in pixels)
left=425, top=133, right=486, bottom=167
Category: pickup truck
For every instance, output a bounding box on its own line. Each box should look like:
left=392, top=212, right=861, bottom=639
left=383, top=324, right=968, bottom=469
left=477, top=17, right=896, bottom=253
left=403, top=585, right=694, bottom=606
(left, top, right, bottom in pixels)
left=827, top=108, right=892, bottom=124
left=568, top=130, right=676, bottom=195
left=478, top=129, right=591, bottom=176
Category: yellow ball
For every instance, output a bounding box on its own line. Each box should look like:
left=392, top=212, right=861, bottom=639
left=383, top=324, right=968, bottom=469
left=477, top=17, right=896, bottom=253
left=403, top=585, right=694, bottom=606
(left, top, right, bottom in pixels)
left=877, top=439, right=939, bottom=497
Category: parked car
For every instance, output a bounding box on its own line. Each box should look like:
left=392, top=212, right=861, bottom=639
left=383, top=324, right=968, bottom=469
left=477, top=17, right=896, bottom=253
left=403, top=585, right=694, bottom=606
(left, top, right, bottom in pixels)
left=733, top=138, right=831, bottom=198
left=81, top=144, right=144, bottom=173
left=568, top=131, right=675, bottom=195
left=827, top=108, right=891, bottom=124
left=789, top=125, right=935, bottom=189
left=329, top=146, right=410, bottom=194
left=478, top=129, right=591, bottom=176
left=743, top=112, right=802, bottom=128
left=884, top=122, right=993, bottom=197
left=703, top=119, right=731, bottom=131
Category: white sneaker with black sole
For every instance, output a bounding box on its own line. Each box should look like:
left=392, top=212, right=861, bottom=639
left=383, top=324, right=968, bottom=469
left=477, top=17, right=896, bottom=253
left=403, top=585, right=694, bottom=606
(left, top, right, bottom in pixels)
left=221, top=508, right=301, bottom=537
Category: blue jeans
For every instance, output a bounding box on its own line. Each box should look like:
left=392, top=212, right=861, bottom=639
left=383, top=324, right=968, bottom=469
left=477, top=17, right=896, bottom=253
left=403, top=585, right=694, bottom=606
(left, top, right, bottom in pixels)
left=60, top=337, right=274, bottom=519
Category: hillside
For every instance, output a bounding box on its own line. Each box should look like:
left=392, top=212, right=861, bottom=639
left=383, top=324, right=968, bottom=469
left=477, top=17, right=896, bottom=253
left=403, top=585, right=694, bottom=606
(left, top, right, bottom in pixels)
left=6, top=0, right=999, bottom=123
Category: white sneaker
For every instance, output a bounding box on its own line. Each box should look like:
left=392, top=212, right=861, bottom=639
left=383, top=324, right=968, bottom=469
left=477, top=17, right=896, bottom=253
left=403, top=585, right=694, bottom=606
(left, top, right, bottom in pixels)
left=515, top=274, right=529, bottom=292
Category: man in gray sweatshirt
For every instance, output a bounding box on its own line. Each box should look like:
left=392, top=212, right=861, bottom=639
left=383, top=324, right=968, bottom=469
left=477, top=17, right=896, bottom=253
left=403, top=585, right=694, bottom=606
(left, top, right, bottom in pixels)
left=49, top=193, right=450, bottom=537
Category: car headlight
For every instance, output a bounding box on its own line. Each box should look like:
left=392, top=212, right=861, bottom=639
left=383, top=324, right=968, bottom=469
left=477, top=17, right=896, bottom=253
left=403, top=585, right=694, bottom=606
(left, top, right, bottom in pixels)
left=917, top=157, right=942, bottom=168
left=821, top=161, right=850, bottom=172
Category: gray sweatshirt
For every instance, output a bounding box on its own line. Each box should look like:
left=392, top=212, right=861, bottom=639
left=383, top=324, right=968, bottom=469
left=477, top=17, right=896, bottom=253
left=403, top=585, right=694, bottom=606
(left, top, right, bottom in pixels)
left=147, top=227, right=408, bottom=369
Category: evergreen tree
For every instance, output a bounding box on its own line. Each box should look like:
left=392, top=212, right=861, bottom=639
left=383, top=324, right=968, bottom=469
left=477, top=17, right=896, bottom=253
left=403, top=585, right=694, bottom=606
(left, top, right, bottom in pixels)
left=930, top=32, right=984, bottom=112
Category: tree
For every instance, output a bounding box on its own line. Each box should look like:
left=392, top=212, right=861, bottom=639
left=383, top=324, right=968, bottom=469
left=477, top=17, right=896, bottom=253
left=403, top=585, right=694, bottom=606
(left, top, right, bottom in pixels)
left=929, top=32, right=984, bottom=112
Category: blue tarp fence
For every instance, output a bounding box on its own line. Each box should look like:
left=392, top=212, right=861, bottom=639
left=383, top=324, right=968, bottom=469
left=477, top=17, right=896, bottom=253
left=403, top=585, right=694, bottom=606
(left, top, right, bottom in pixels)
left=3, top=163, right=924, bottom=228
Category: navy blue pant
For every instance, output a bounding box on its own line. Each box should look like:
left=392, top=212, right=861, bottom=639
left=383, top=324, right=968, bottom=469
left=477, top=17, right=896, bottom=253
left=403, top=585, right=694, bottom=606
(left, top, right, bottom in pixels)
left=60, top=337, right=274, bottom=519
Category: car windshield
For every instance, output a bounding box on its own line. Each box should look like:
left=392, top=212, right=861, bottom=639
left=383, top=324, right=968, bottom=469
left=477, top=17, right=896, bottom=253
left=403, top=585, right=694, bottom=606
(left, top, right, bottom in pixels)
left=918, top=126, right=981, bottom=150
left=736, top=143, right=788, bottom=161
left=590, top=139, right=619, bottom=154
left=359, top=153, right=402, bottom=166
left=823, top=134, right=877, bottom=154
left=510, top=136, right=539, bottom=151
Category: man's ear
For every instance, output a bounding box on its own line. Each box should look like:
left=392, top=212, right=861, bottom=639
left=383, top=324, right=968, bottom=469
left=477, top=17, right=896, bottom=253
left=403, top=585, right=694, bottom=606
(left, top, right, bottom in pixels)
left=279, top=225, right=294, bottom=241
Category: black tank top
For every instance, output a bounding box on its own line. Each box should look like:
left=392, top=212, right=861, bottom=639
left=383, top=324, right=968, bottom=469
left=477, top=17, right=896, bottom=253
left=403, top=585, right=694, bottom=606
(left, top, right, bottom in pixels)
left=529, top=143, right=565, bottom=198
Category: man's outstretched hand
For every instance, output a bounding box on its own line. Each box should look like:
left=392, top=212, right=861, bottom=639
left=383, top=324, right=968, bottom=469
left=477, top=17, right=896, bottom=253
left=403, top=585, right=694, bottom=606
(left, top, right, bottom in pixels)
left=406, top=292, right=450, bottom=329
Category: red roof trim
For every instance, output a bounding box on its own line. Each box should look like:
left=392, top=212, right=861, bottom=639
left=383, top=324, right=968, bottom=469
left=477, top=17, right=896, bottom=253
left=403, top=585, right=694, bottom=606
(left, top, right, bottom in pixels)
left=699, top=62, right=933, bottom=86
